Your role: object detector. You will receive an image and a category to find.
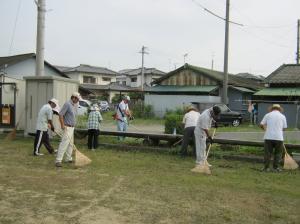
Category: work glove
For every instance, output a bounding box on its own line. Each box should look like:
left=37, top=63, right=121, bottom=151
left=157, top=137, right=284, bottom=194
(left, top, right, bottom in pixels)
left=206, top=136, right=213, bottom=144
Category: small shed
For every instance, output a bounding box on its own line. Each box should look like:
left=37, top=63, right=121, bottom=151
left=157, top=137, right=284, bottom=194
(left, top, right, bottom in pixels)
left=254, top=64, right=300, bottom=128
left=24, top=76, right=79, bottom=134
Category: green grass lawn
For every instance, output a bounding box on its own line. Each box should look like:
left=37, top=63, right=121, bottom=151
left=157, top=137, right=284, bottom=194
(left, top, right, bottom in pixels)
left=0, top=135, right=299, bottom=224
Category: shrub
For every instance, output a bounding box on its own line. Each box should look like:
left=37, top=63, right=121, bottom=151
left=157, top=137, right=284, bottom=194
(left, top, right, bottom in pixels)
left=131, top=103, right=155, bottom=119
left=164, top=113, right=184, bottom=134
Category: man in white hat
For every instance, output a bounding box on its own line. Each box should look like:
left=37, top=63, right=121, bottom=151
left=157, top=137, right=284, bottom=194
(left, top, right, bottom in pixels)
left=55, top=92, right=81, bottom=167
left=33, top=98, right=59, bottom=156
left=260, top=104, right=287, bottom=172
left=115, top=95, right=132, bottom=140
left=87, top=104, right=103, bottom=151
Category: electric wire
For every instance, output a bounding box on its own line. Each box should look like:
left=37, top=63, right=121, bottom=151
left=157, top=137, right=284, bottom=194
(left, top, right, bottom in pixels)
left=8, top=0, right=22, bottom=56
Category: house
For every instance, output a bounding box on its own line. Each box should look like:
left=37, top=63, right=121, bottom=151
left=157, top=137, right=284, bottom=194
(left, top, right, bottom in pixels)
left=117, top=68, right=165, bottom=88
left=145, top=63, right=262, bottom=117
left=254, top=64, right=300, bottom=128
left=57, top=64, right=117, bottom=85
left=80, top=82, right=135, bottom=103
left=0, top=53, right=70, bottom=130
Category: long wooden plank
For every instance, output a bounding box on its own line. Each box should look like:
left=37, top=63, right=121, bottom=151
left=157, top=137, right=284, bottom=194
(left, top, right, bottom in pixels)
left=74, top=129, right=300, bottom=151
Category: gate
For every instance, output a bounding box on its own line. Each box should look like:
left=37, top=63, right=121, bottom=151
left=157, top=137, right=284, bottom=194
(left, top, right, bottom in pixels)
left=0, top=82, right=16, bottom=128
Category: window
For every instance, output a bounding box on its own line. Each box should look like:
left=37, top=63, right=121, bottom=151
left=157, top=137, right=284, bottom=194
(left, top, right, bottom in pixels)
left=102, top=77, right=111, bottom=82
left=131, top=77, right=137, bottom=82
left=83, top=76, right=96, bottom=84
left=79, top=100, right=89, bottom=107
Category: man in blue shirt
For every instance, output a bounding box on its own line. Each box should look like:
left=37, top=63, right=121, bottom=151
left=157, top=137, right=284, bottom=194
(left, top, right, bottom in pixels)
left=55, top=92, right=80, bottom=167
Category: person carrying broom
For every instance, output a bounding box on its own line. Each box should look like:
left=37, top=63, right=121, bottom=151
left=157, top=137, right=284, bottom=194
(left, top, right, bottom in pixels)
left=33, top=98, right=59, bottom=156
left=194, top=106, right=221, bottom=168
left=260, top=104, right=287, bottom=172
left=55, top=92, right=80, bottom=168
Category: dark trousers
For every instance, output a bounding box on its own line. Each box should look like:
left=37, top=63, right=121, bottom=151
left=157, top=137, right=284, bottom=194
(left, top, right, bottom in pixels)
left=33, top=130, right=54, bottom=155
left=180, top=126, right=196, bottom=155
left=264, top=140, right=283, bottom=169
left=88, top=129, right=99, bottom=149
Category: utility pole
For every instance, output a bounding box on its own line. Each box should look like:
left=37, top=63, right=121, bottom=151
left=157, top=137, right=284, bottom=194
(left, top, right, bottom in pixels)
left=211, top=52, right=214, bottom=70
left=297, top=19, right=300, bottom=64
left=35, top=0, right=46, bottom=76
left=183, top=53, right=188, bottom=64
left=223, top=0, right=230, bottom=105
left=139, top=46, right=148, bottom=91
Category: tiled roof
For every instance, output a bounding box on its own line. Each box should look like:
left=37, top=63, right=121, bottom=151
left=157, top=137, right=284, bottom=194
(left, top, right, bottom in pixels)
left=265, top=64, right=300, bottom=84
left=146, top=85, right=218, bottom=93
left=254, top=87, right=300, bottom=96
left=119, top=68, right=165, bottom=76
left=66, top=64, right=117, bottom=75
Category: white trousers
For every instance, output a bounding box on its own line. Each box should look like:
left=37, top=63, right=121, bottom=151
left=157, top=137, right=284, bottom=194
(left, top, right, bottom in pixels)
left=56, top=127, right=74, bottom=163
left=194, top=130, right=207, bottom=165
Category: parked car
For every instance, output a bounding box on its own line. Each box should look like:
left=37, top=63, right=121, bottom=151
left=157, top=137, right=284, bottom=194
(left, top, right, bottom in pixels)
left=214, top=104, right=243, bottom=127
left=77, top=99, right=91, bottom=115
left=98, top=101, right=110, bottom=112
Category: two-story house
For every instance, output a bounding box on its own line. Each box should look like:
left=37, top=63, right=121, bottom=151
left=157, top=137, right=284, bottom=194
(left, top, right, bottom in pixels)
left=57, top=64, right=117, bottom=85
left=117, top=68, right=165, bottom=88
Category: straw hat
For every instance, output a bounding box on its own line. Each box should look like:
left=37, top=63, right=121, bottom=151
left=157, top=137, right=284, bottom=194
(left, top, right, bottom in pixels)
left=272, top=104, right=283, bottom=112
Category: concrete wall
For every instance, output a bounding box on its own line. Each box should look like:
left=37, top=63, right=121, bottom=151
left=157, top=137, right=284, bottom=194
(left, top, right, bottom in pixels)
left=25, top=76, right=79, bottom=134
left=145, top=94, right=221, bottom=117
left=257, top=103, right=300, bottom=128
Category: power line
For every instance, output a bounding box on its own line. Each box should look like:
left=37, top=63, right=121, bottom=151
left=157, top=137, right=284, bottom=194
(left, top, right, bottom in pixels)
left=191, top=0, right=244, bottom=26
left=8, top=0, right=22, bottom=55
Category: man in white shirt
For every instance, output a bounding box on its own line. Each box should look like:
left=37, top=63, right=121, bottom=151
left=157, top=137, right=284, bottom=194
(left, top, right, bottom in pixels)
left=33, top=98, right=59, bottom=156
left=260, top=104, right=287, bottom=172
left=115, top=96, right=132, bottom=140
left=180, top=106, right=200, bottom=156
left=194, top=106, right=221, bottom=165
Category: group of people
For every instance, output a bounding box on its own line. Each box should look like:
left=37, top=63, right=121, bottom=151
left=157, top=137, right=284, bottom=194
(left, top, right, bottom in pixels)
left=33, top=94, right=132, bottom=167
left=34, top=92, right=287, bottom=171
left=33, top=92, right=81, bottom=167
left=180, top=104, right=287, bottom=172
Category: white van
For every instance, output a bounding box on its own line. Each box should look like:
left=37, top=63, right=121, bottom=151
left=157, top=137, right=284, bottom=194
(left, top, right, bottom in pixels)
left=77, top=99, right=91, bottom=115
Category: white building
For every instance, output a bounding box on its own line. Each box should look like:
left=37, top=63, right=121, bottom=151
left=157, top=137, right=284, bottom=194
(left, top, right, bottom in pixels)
left=57, top=64, right=117, bottom=85
left=0, top=53, right=70, bottom=130
left=117, top=68, right=165, bottom=88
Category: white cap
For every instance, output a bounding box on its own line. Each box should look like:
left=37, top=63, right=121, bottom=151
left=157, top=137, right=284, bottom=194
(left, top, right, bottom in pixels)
left=49, top=98, right=59, bottom=106
left=53, top=105, right=60, bottom=114
left=71, top=92, right=81, bottom=99
left=125, top=96, right=130, bottom=101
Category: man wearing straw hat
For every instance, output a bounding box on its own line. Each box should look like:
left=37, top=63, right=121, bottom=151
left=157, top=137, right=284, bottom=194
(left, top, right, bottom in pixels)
left=194, top=106, right=221, bottom=166
left=55, top=92, right=80, bottom=167
left=87, top=104, right=103, bottom=151
left=33, top=98, right=59, bottom=156
left=180, top=105, right=200, bottom=157
left=260, top=104, right=287, bottom=172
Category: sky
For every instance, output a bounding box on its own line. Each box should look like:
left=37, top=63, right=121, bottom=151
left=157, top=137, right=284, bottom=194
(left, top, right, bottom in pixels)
left=0, top=0, right=299, bottom=76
